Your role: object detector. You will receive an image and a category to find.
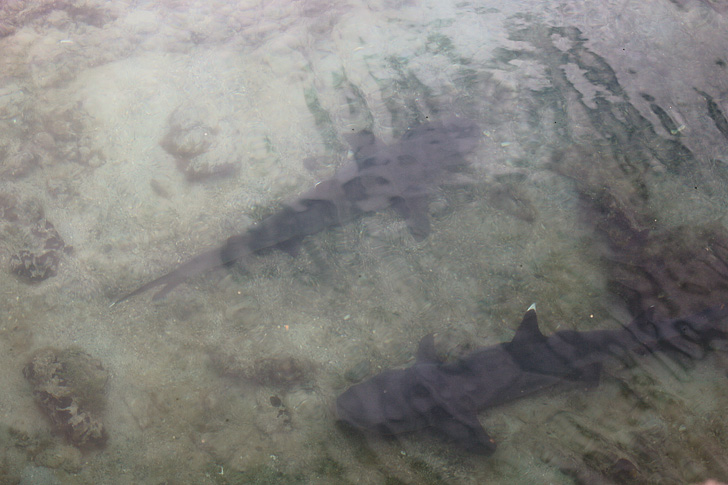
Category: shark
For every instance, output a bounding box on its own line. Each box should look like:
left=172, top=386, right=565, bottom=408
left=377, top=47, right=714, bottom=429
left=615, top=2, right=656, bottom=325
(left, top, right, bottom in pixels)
left=114, top=116, right=481, bottom=303
left=335, top=304, right=728, bottom=455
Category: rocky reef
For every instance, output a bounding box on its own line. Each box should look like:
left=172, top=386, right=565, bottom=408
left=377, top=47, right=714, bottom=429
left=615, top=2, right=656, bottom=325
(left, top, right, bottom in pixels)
left=161, top=104, right=242, bottom=181
left=23, top=348, right=109, bottom=448
left=9, top=219, right=72, bottom=283
left=1, top=193, right=72, bottom=284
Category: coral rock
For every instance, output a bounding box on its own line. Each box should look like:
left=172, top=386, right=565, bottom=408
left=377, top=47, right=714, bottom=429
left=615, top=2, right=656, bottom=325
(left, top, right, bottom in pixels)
left=23, top=348, right=109, bottom=448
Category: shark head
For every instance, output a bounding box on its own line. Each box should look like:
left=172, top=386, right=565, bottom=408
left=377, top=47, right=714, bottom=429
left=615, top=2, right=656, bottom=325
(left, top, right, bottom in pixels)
left=336, top=369, right=428, bottom=436
left=336, top=338, right=498, bottom=455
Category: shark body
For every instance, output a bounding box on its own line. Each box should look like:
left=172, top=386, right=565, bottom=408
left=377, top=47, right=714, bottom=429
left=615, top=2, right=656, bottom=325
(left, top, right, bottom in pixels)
left=336, top=305, right=728, bottom=454
left=115, top=116, right=481, bottom=303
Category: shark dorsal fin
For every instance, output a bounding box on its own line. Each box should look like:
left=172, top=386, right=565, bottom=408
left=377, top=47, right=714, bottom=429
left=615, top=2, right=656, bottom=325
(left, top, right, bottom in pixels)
left=512, top=308, right=545, bottom=345
left=417, top=334, right=439, bottom=363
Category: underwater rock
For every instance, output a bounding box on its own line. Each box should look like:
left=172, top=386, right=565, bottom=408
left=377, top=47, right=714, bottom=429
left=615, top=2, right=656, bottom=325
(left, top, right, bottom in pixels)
left=23, top=348, right=109, bottom=448
left=161, top=104, right=241, bottom=181
left=0, top=20, right=14, bottom=38
left=0, top=84, right=25, bottom=120
left=608, top=457, right=641, bottom=484
left=210, top=350, right=314, bottom=390
left=9, top=219, right=72, bottom=283
left=555, top=155, right=728, bottom=320
left=36, top=106, right=103, bottom=167
left=161, top=105, right=215, bottom=158
left=1, top=101, right=103, bottom=180
left=10, top=250, right=60, bottom=282
left=35, top=443, right=83, bottom=473
left=551, top=144, right=728, bottom=319
left=3, top=148, right=40, bottom=180
left=0, top=192, right=19, bottom=222
left=250, top=357, right=311, bottom=388
left=607, top=221, right=728, bottom=319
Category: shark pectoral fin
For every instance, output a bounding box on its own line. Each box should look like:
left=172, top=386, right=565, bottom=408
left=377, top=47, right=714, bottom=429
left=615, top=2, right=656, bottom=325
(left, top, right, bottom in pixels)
left=390, top=195, right=431, bottom=241
left=431, top=411, right=497, bottom=455
left=272, top=236, right=304, bottom=257
left=407, top=211, right=431, bottom=242
left=344, top=131, right=381, bottom=168
left=220, top=234, right=250, bottom=266
left=416, top=334, right=439, bottom=363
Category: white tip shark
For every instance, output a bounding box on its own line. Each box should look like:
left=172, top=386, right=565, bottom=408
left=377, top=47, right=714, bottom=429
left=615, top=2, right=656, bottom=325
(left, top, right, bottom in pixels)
left=114, top=116, right=481, bottom=304
left=336, top=304, right=728, bottom=454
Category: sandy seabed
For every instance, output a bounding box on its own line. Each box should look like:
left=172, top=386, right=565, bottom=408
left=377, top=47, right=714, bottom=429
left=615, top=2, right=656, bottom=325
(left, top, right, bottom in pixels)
left=1, top=0, right=728, bottom=483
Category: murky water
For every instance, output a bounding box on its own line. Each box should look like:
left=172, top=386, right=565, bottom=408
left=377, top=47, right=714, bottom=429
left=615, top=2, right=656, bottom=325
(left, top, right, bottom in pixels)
left=1, top=0, right=728, bottom=483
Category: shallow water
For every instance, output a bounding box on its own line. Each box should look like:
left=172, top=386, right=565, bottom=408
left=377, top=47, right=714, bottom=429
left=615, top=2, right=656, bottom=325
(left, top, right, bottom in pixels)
left=1, top=0, right=728, bottom=483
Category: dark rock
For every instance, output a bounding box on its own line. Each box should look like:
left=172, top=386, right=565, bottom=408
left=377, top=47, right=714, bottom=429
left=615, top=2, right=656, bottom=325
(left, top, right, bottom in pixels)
left=210, top=350, right=314, bottom=390
left=10, top=250, right=60, bottom=282
left=160, top=104, right=241, bottom=181
left=250, top=356, right=311, bottom=388
left=0, top=192, right=19, bottom=222
left=23, top=348, right=109, bottom=448
left=9, top=219, right=71, bottom=284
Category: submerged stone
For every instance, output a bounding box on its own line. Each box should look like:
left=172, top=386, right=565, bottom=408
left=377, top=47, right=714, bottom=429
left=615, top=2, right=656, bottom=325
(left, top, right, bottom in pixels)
left=23, top=348, right=109, bottom=448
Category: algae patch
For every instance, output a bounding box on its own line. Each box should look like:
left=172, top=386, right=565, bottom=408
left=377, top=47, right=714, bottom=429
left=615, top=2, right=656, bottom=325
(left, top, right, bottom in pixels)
left=23, top=347, right=109, bottom=448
